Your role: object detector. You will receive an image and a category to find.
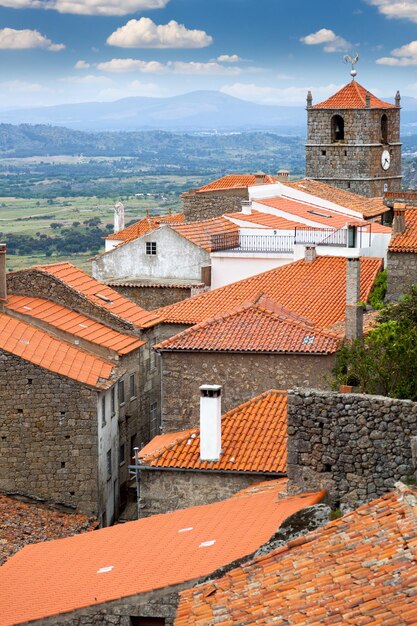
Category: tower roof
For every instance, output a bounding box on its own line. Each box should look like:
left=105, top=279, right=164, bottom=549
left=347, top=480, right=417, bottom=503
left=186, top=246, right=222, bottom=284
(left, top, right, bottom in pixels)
left=312, top=81, right=396, bottom=110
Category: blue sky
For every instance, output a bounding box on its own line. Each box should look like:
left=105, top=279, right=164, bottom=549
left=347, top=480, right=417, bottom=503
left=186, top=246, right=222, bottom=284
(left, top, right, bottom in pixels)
left=1, top=0, right=417, bottom=108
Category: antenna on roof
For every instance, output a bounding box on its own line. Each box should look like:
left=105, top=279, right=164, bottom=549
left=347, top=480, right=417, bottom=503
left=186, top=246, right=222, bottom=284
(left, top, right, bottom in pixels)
left=344, top=53, right=359, bottom=80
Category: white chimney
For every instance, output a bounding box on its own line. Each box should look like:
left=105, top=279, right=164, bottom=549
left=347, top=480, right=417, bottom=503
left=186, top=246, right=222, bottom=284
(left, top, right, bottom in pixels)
left=200, top=384, right=222, bottom=462
left=241, top=200, right=252, bottom=215
left=113, top=202, right=125, bottom=234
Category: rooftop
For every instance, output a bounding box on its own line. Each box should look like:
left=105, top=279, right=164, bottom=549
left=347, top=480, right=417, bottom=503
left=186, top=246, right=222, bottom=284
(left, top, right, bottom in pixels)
left=225, top=210, right=301, bottom=230
left=0, top=312, right=116, bottom=388
left=6, top=295, right=145, bottom=356
left=312, top=81, right=396, bottom=110
left=105, top=212, right=184, bottom=241
left=171, top=216, right=238, bottom=252
left=139, top=390, right=287, bottom=473
left=154, top=296, right=340, bottom=354
left=195, top=173, right=277, bottom=194
left=287, top=179, right=388, bottom=219
left=176, top=484, right=417, bottom=626
left=389, top=208, right=417, bottom=253
left=0, top=481, right=324, bottom=626
left=155, top=256, right=383, bottom=327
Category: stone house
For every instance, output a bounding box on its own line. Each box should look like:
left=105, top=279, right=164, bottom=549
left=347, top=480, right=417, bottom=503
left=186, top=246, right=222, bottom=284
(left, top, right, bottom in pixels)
left=135, top=389, right=288, bottom=516
left=386, top=205, right=417, bottom=300
left=0, top=480, right=324, bottom=626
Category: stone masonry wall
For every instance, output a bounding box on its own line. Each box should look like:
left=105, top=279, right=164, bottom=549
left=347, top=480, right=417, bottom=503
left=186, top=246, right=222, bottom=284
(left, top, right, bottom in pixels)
left=160, top=351, right=334, bottom=433
left=109, top=284, right=194, bottom=310
left=287, top=389, right=417, bottom=508
left=182, top=190, right=247, bottom=222
left=139, top=469, right=279, bottom=517
left=0, top=351, right=99, bottom=515
left=386, top=251, right=417, bottom=301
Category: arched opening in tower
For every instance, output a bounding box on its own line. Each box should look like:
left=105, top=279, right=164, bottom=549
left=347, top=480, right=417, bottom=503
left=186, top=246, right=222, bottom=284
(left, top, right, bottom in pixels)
left=381, top=114, right=388, bottom=144
left=331, top=115, right=345, bottom=142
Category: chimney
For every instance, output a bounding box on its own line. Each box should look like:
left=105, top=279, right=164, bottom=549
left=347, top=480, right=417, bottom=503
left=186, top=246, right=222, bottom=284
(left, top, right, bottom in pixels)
left=254, top=172, right=266, bottom=185
left=304, top=245, right=317, bottom=264
left=345, top=257, right=363, bottom=341
left=113, top=202, right=125, bottom=234
left=200, top=384, right=222, bottom=462
left=277, top=169, right=289, bottom=183
left=392, top=203, right=406, bottom=235
left=241, top=200, right=252, bottom=215
left=395, top=90, right=401, bottom=107
left=306, top=90, right=313, bottom=109
left=0, top=244, right=6, bottom=312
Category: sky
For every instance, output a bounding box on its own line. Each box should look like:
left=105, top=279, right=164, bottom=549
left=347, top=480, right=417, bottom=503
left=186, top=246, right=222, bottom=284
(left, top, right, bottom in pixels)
left=1, top=0, right=417, bottom=108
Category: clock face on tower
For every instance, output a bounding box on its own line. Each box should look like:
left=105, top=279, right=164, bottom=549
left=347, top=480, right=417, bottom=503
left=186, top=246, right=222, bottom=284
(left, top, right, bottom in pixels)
left=381, top=149, right=391, bottom=171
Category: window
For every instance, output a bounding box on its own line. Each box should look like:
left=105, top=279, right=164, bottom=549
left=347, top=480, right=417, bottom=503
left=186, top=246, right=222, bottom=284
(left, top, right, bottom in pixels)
left=150, top=402, right=158, bottom=438
left=129, top=374, right=136, bottom=399
left=331, top=114, right=344, bottom=142
left=111, top=387, right=115, bottom=417
left=149, top=339, right=157, bottom=370
left=118, top=380, right=125, bottom=405
left=381, top=113, right=388, bottom=143
left=101, top=396, right=106, bottom=426
left=146, top=241, right=157, bottom=255
left=106, top=449, right=112, bottom=480
left=130, top=618, right=165, bottom=626
left=130, top=434, right=137, bottom=459
left=321, top=149, right=326, bottom=156
left=119, top=443, right=125, bottom=466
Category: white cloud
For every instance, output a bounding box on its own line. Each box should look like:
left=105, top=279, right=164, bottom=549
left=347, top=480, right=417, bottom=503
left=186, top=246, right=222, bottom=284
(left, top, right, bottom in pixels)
left=217, top=54, right=241, bottom=63
left=168, top=61, right=240, bottom=75
left=376, top=40, right=417, bottom=65
left=97, top=79, right=166, bottom=100
left=300, top=28, right=350, bottom=53
left=74, top=59, right=90, bottom=69
left=96, top=58, right=244, bottom=75
left=0, top=27, right=64, bottom=50
left=0, top=0, right=170, bottom=16
left=220, top=82, right=342, bottom=106
left=366, top=0, right=417, bottom=23
left=107, top=17, right=213, bottom=48
left=1, top=79, right=46, bottom=92
left=97, top=58, right=166, bottom=72
left=60, top=74, right=112, bottom=84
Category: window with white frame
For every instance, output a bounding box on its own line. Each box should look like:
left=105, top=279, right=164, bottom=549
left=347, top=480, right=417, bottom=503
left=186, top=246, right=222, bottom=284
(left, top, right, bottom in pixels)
left=146, top=241, right=157, bottom=255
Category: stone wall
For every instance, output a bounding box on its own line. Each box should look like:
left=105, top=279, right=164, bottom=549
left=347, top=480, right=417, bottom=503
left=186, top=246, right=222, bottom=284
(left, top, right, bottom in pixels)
left=0, top=351, right=99, bottom=515
left=138, top=469, right=280, bottom=517
left=287, top=388, right=417, bottom=507
left=386, top=251, right=417, bottom=301
left=182, top=190, right=247, bottom=222
left=159, top=350, right=334, bottom=433
left=108, top=284, right=194, bottom=310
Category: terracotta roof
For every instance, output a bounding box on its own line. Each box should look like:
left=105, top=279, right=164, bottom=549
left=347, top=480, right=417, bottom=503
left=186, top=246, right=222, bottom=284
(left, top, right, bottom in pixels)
left=196, top=174, right=277, bottom=193
left=0, top=481, right=324, bottom=626
left=106, top=212, right=184, bottom=241
left=172, top=217, right=239, bottom=252
left=224, top=210, right=301, bottom=230
left=312, top=81, right=396, bottom=110
left=389, top=208, right=417, bottom=253
left=6, top=295, right=145, bottom=356
left=0, top=313, right=115, bottom=388
left=175, top=484, right=417, bottom=626
left=104, top=278, right=203, bottom=289
left=155, top=256, right=383, bottom=327
left=287, top=179, right=388, bottom=219
left=154, top=297, right=340, bottom=353
left=139, top=390, right=287, bottom=473
left=16, top=262, right=161, bottom=328
left=0, top=496, right=96, bottom=565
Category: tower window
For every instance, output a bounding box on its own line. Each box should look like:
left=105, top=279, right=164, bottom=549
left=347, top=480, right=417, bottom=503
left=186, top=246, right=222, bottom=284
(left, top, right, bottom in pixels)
left=331, top=114, right=344, bottom=142
left=321, top=150, right=326, bottom=156
left=381, top=114, right=388, bottom=144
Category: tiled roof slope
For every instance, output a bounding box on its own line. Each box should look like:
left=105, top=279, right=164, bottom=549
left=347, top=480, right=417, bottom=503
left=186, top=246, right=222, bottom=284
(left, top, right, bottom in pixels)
left=312, top=81, right=395, bottom=109
left=287, top=178, right=387, bottom=218
left=389, top=209, right=417, bottom=253
left=224, top=210, right=301, bottom=230
left=106, top=212, right=184, bottom=241
left=155, top=256, right=383, bottom=327
left=172, top=217, right=238, bottom=252
left=175, top=484, right=417, bottom=626
left=17, top=262, right=161, bottom=328
left=0, top=313, right=115, bottom=388
left=0, top=496, right=96, bottom=565
left=139, top=390, right=287, bottom=473
left=154, top=299, right=340, bottom=353
left=196, top=174, right=277, bottom=193
left=0, top=481, right=324, bottom=626
left=6, top=295, right=145, bottom=355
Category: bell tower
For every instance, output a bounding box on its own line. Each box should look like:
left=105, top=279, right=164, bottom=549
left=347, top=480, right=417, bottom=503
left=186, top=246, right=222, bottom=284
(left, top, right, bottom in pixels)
left=305, top=61, right=402, bottom=197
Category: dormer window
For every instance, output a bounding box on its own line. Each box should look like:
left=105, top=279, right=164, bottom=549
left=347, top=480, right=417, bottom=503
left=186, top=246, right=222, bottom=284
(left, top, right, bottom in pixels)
left=146, top=242, right=157, bottom=255
left=331, top=114, right=344, bottom=142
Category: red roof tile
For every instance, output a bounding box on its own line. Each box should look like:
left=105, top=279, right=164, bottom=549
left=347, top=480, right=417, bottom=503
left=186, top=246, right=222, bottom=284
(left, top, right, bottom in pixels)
left=389, top=208, right=417, bottom=253
left=0, top=481, right=324, bottom=625
left=175, top=484, right=417, bottom=626
left=172, top=217, right=238, bottom=252
left=224, top=210, right=301, bottom=230
left=155, top=297, right=340, bottom=353
left=139, top=390, right=287, bottom=473
left=0, top=313, right=115, bottom=387
left=155, top=256, right=383, bottom=327
left=196, top=174, right=277, bottom=193
left=312, top=81, right=395, bottom=110
left=6, top=295, right=145, bottom=355
left=18, top=262, right=161, bottom=328
left=106, top=212, right=184, bottom=241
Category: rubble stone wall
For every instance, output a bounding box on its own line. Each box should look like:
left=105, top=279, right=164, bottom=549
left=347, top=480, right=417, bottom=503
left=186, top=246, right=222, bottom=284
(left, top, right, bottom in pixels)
left=109, top=285, right=194, bottom=310
left=182, top=190, right=247, bottom=222
left=386, top=251, right=417, bottom=301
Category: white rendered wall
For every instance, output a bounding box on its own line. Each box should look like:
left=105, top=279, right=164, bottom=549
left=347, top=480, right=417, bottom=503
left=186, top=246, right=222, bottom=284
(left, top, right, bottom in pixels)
left=105, top=240, right=121, bottom=253
left=211, top=252, right=292, bottom=289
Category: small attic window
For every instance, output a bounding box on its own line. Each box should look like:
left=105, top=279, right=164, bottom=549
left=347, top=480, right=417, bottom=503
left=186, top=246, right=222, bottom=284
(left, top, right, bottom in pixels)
left=146, top=242, right=157, bottom=256
left=94, top=293, right=113, bottom=304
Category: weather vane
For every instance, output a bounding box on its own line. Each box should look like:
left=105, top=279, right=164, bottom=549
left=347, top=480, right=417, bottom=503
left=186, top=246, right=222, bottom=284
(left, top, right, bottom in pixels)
left=344, top=53, right=359, bottom=79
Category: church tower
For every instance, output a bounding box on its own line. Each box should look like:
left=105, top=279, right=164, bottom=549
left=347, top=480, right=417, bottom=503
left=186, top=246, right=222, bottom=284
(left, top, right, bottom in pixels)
left=305, top=78, right=402, bottom=197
